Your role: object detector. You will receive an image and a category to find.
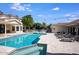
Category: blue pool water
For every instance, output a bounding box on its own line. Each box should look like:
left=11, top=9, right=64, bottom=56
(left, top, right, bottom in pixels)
left=0, top=33, right=41, bottom=48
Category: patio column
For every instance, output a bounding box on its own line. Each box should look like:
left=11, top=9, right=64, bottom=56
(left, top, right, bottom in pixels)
left=15, top=25, right=16, bottom=32
left=71, top=27, right=73, bottom=33
left=75, top=27, right=78, bottom=35
left=22, top=26, right=23, bottom=31
left=67, top=27, right=69, bottom=34
left=19, top=25, right=20, bottom=31
left=67, top=27, right=70, bottom=34
left=5, top=23, right=6, bottom=35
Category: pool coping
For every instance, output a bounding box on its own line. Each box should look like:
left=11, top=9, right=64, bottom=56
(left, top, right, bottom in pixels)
left=8, top=43, right=47, bottom=55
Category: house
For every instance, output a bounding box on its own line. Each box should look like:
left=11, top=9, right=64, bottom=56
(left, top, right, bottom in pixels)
left=51, top=19, right=79, bottom=35
left=51, top=23, right=68, bottom=33
left=0, top=13, right=23, bottom=35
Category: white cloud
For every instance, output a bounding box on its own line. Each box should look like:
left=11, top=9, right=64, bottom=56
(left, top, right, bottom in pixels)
left=37, top=15, right=45, bottom=17
left=71, top=15, right=76, bottom=17
left=26, top=7, right=30, bottom=10
left=64, top=14, right=71, bottom=17
left=64, top=14, right=76, bottom=17
left=64, top=14, right=79, bottom=21
left=26, top=7, right=32, bottom=12
left=47, top=15, right=53, bottom=17
left=37, top=14, right=53, bottom=18
left=11, top=3, right=25, bottom=11
left=52, top=7, right=60, bottom=11
left=24, top=4, right=31, bottom=7
left=28, top=9, right=32, bottom=12
left=37, top=14, right=53, bottom=21
left=11, top=3, right=32, bottom=12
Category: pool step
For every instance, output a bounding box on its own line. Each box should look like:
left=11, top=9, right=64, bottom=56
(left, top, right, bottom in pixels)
left=9, top=44, right=40, bottom=55
left=8, top=44, right=47, bottom=55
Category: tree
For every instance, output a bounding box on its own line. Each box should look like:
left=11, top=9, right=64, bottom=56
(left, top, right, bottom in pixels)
left=33, top=23, right=42, bottom=30
left=22, top=15, right=34, bottom=30
left=47, top=24, right=52, bottom=29
left=41, top=22, right=47, bottom=30
left=47, top=24, right=52, bottom=32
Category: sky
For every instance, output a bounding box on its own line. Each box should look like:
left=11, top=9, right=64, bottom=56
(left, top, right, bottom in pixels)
left=0, top=3, right=79, bottom=24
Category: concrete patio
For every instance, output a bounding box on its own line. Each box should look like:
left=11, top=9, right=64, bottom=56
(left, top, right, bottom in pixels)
left=39, top=33, right=79, bottom=55
left=0, top=46, right=16, bottom=55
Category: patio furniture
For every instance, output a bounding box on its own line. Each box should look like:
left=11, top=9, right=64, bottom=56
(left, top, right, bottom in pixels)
left=59, top=37, right=75, bottom=42
left=73, top=35, right=79, bottom=42
left=54, top=32, right=64, bottom=38
left=59, top=33, right=76, bottom=42
left=63, top=34, right=74, bottom=38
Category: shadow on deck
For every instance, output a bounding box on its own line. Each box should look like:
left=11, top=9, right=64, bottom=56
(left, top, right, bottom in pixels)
left=47, top=52, right=79, bottom=55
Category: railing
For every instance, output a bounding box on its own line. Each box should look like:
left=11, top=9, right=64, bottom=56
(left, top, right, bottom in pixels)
left=8, top=43, right=47, bottom=55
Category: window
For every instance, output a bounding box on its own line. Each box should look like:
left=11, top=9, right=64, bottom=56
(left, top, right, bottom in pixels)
left=16, top=26, right=19, bottom=31
left=12, top=26, right=15, bottom=31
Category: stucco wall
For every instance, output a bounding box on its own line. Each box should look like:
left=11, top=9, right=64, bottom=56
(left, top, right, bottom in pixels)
left=51, top=25, right=68, bottom=33
left=6, top=24, right=23, bottom=33
left=15, top=25, right=23, bottom=33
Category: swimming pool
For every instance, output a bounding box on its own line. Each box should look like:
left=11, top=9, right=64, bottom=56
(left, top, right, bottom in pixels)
left=0, top=33, right=41, bottom=48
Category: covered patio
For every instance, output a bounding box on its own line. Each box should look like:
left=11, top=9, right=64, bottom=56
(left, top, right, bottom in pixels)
left=65, top=22, right=79, bottom=35
left=52, top=20, right=79, bottom=36
left=0, top=19, right=23, bottom=36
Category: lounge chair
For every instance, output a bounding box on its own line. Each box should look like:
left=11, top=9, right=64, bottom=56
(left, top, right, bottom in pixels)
left=59, top=37, right=75, bottom=42
left=73, top=35, right=79, bottom=42
left=59, top=33, right=75, bottom=42
left=54, top=32, right=64, bottom=38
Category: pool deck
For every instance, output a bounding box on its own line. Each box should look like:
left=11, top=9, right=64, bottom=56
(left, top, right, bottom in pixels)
left=1, top=33, right=79, bottom=55
left=0, top=46, right=16, bottom=55
left=39, top=33, right=79, bottom=55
